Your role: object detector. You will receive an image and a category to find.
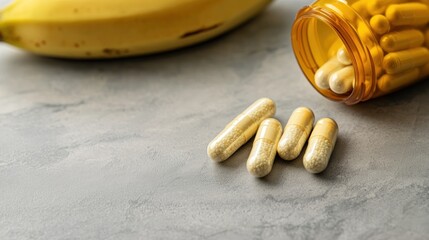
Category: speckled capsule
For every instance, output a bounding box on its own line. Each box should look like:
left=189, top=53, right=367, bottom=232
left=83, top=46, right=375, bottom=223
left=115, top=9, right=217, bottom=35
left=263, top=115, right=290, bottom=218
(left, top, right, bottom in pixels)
left=303, top=118, right=338, bottom=174
left=207, top=98, right=276, bottom=162
left=247, top=118, right=282, bottom=177
left=277, top=107, right=314, bottom=161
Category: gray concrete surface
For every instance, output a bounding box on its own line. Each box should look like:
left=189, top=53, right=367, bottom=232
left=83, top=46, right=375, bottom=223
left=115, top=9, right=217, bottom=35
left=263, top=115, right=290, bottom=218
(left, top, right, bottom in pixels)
left=1, top=0, right=429, bottom=239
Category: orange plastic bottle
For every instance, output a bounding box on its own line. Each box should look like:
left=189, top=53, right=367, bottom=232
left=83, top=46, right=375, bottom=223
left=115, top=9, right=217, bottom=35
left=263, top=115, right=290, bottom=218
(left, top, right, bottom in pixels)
left=292, top=0, right=429, bottom=105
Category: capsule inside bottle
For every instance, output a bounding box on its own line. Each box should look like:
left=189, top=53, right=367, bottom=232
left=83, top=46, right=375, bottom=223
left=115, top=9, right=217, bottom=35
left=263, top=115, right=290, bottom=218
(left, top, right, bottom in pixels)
left=386, top=3, right=429, bottom=27
left=291, top=0, right=429, bottom=104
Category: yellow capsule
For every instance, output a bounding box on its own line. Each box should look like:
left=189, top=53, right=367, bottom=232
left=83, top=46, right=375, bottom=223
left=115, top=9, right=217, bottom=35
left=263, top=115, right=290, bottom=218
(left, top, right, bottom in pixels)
left=370, top=15, right=391, bottom=35
left=370, top=46, right=385, bottom=76
left=207, top=98, right=275, bottom=162
left=425, top=29, right=429, bottom=48
left=328, top=39, right=344, bottom=58
left=377, top=68, right=420, bottom=92
left=329, top=66, right=355, bottom=94
left=247, top=118, right=282, bottom=178
left=277, top=107, right=314, bottom=161
left=386, top=3, right=429, bottom=27
left=351, top=1, right=371, bottom=19
left=366, top=0, right=407, bottom=15
left=336, top=46, right=352, bottom=65
left=315, top=58, right=344, bottom=90
left=383, top=47, right=429, bottom=74
left=371, top=45, right=385, bottom=62
left=380, top=29, right=425, bottom=52
left=420, top=63, right=429, bottom=78
left=303, top=118, right=338, bottom=174
left=358, top=22, right=376, bottom=48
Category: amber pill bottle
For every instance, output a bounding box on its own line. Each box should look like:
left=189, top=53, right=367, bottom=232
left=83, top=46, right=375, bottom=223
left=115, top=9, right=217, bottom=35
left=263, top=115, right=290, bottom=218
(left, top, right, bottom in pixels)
left=291, top=0, right=429, bottom=105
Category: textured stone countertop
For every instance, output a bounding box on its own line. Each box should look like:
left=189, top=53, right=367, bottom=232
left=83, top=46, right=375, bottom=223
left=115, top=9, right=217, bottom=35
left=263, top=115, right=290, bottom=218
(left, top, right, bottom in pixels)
left=1, top=0, right=429, bottom=239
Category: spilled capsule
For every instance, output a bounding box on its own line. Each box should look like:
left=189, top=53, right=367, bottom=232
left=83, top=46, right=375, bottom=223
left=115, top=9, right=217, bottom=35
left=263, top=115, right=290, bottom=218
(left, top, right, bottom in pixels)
left=380, top=29, right=425, bottom=53
left=329, top=66, right=355, bottom=94
left=303, top=118, right=338, bottom=174
left=277, top=107, right=314, bottom=161
left=315, top=58, right=344, bottom=90
left=247, top=118, right=282, bottom=177
left=207, top=98, right=275, bottom=162
left=383, top=47, right=429, bottom=74
left=386, top=3, right=429, bottom=27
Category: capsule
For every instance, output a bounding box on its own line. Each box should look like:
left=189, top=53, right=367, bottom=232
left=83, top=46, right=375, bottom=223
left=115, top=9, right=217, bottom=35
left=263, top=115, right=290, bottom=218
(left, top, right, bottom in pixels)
left=357, top=22, right=376, bottom=48
left=370, top=45, right=385, bottom=77
left=420, top=63, right=429, bottom=78
left=377, top=68, right=420, bottom=92
left=425, top=29, right=429, bottom=48
left=383, top=47, right=429, bottom=74
left=247, top=118, right=282, bottom=177
left=371, top=45, right=385, bottom=63
left=370, top=15, right=391, bottom=35
left=207, top=98, right=276, bottom=162
left=329, top=66, right=355, bottom=94
left=328, top=39, right=344, bottom=58
left=380, top=29, right=425, bottom=53
left=336, top=46, right=352, bottom=65
left=351, top=1, right=370, bottom=20
left=315, top=58, right=344, bottom=90
left=277, top=107, right=314, bottom=161
left=366, top=0, right=407, bottom=15
left=303, top=118, right=338, bottom=174
left=386, top=3, right=429, bottom=27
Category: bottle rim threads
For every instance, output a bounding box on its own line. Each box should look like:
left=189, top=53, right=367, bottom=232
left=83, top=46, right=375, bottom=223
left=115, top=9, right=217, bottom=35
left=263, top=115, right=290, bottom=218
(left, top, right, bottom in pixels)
left=292, top=1, right=382, bottom=104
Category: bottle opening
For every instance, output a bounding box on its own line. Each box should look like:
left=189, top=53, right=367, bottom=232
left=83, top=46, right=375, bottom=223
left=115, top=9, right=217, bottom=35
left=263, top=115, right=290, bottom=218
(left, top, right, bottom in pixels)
left=291, top=1, right=378, bottom=105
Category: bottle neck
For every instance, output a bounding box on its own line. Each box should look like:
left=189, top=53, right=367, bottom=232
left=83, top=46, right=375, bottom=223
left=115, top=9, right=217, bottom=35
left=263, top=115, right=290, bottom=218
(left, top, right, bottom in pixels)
left=292, top=0, right=379, bottom=105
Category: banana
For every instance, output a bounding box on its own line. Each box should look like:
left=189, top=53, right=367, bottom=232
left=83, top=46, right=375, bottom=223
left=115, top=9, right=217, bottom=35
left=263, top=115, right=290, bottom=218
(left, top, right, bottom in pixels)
left=0, top=0, right=272, bottom=59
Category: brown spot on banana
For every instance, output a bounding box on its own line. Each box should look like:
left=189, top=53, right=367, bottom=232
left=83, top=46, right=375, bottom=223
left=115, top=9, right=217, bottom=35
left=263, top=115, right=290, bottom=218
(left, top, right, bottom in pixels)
left=103, top=48, right=129, bottom=55
left=180, top=23, right=223, bottom=38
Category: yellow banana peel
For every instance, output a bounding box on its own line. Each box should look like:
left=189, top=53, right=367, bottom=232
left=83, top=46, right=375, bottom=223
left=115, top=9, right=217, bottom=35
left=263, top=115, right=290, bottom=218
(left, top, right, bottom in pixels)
left=0, top=0, right=272, bottom=59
